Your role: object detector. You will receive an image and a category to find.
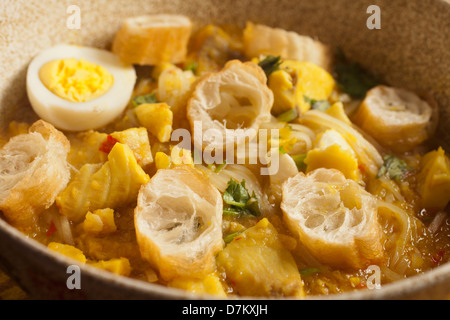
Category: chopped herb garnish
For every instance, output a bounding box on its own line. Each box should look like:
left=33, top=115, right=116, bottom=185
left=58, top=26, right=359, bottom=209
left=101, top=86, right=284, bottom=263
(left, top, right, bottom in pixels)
left=277, top=108, right=298, bottom=123
left=223, top=208, right=242, bottom=216
left=299, top=267, right=321, bottom=277
left=304, top=96, right=331, bottom=112
left=333, top=49, right=379, bottom=99
left=131, top=93, right=157, bottom=107
left=207, top=162, right=227, bottom=173
left=223, top=179, right=261, bottom=217
left=290, top=154, right=307, bottom=172
left=245, top=192, right=261, bottom=216
left=223, top=179, right=250, bottom=208
left=224, top=229, right=245, bottom=244
left=377, top=154, right=414, bottom=181
left=258, top=55, right=282, bottom=78
left=214, top=161, right=227, bottom=173
left=184, top=61, right=198, bottom=74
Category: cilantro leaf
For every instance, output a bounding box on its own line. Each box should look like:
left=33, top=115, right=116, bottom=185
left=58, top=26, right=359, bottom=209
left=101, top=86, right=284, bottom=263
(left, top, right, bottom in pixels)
left=223, top=179, right=261, bottom=217
left=333, top=49, right=379, bottom=99
left=246, top=191, right=261, bottom=217
left=223, top=229, right=245, bottom=244
left=258, top=55, right=282, bottom=78
left=277, top=108, right=298, bottom=123
left=223, top=179, right=250, bottom=208
left=223, top=207, right=243, bottom=216
left=304, top=96, right=331, bottom=112
left=290, top=154, right=307, bottom=172
left=299, top=267, right=321, bottom=277
left=131, top=93, right=157, bottom=107
left=207, top=161, right=227, bottom=174
left=377, top=154, right=413, bottom=181
left=184, top=61, right=198, bottom=74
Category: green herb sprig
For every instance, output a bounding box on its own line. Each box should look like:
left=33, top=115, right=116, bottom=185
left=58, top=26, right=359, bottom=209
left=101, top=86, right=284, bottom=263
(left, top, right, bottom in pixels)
left=223, top=229, right=245, bottom=244
left=333, top=49, right=380, bottom=99
left=258, top=55, right=282, bottom=78
left=377, top=154, right=414, bottom=181
left=223, top=179, right=261, bottom=217
left=304, top=96, right=331, bottom=112
left=131, top=93, right=157, bottom=107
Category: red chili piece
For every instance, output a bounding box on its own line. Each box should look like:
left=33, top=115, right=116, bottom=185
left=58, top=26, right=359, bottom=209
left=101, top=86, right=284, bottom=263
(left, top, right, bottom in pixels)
left=431, top=250, right=445, bottom=265
left=46, top=221, right=57, bottom=237
left=99, top=135, right=119, bottom=154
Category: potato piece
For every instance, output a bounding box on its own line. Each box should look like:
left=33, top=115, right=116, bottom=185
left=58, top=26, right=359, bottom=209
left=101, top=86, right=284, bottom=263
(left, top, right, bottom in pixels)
left=48, top=242, right=86, bottom=263
left=304, top=129, right=360, bottom=181
left=112, top=14, right=192, bottom=65
left=70, top=128, right=154, bottom=169
left=168, top=273, right=227, bottom=297
left=418, top=147, right=450, bottom=210
left=135, top=103, right=173, bottom=143
left=281, top=169, right=384, bottom=269
left=83, top=208, right=117, bottom=235
left=216, top=218, right=304, bottom=297
left=269, top=60, right=335, bottom=116
left=110, top=127, right=153, bottom=167
left=156, top=65, right=196, bottom=117
left=268, top=69, right=296, bottom=115
left=243, top=22, right=332, bottom=71
left=300, top=110, right=383, bottom=177
left=57, top=143, right=149, bottom=222
left=305, top=146, right=359, bottom=181
left=0, top=120, right=70, bottom=229
left=89, top=257, right=131, bottom=277
left=155, top=151, right=171, bottom=170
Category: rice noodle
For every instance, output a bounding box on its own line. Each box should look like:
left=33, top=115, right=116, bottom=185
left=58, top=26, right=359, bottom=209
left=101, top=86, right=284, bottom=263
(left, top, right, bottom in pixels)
left=380, top=265, right=406, bottom=282
left=259, top=118, right=316, bottom=155
left=289, top=123, right=316, bottom=153
left=428, top=211, right=447, bottom=234
left=59, top=215, right=75, bottom=245
left=48, top=205, right=74, bottom=245
left=377, top=200, right=412, bottom=269
left=371, top=175, right=406, bottom=203
left=376, top=199, right=430, bottom=277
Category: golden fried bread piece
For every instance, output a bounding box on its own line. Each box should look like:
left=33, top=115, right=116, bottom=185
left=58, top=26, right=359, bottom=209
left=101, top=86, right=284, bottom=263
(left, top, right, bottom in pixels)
left=352, top=85, right=435, bottom=152
left=112, top=14, right=192, bottom=65
left=281, top=168, right=384, bottom=269
left=243, top=22, right=332, bottom=71
left=0, top=120, right=70, bottom=229
left=187, top=60, right=273, bottom=152
left=134, top=166, right=223, bottom=281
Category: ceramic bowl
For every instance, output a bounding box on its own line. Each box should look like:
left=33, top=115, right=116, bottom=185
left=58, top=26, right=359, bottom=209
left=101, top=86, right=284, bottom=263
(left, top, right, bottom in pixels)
left=0, top=0, right=449, bottom=299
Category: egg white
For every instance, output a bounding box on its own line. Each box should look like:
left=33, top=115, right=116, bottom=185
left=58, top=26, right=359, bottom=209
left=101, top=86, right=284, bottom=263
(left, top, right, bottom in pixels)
left=26, top=44, right=137, bottom=131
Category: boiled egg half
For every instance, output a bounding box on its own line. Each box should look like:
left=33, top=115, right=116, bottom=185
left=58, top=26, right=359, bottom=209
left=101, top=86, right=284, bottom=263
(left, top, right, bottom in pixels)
left=27, top=44, right=136, bottom=131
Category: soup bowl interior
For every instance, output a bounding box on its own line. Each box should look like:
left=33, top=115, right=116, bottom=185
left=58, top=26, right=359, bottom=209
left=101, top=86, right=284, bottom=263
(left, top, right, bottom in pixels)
left=0, top=0, right=449, bottom=299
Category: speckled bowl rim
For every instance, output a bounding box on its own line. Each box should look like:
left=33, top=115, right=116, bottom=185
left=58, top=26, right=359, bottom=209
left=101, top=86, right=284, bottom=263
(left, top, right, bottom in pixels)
left=1, top=214, right=448, bottom=300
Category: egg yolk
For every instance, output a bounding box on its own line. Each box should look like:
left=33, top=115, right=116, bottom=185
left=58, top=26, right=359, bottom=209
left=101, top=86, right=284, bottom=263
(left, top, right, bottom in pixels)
left=39, top=58, right=114, bottom=102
